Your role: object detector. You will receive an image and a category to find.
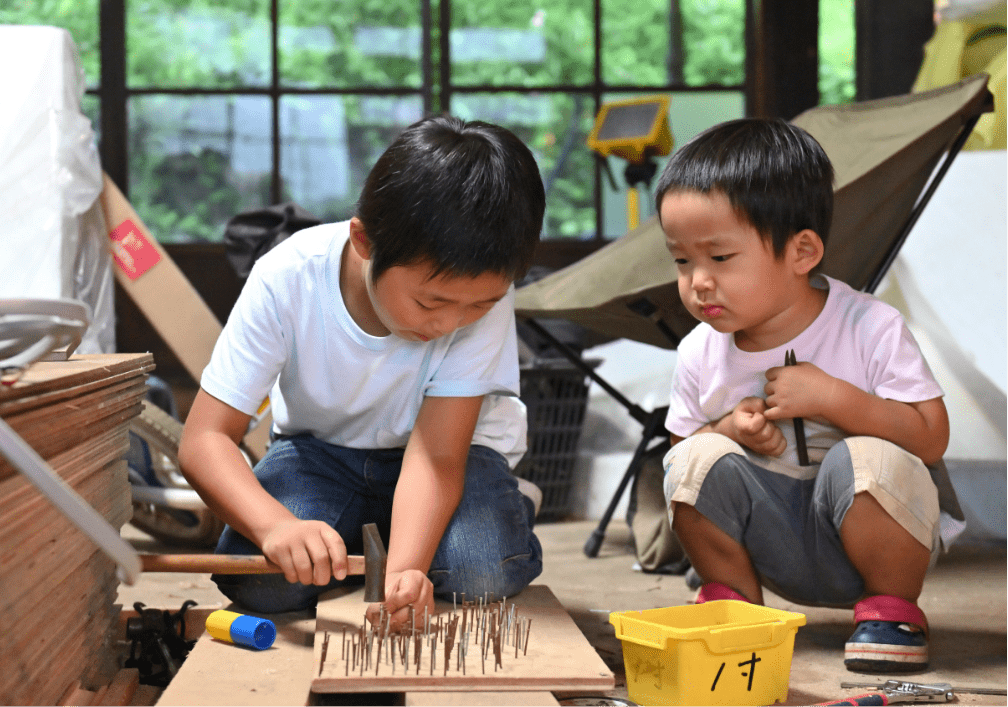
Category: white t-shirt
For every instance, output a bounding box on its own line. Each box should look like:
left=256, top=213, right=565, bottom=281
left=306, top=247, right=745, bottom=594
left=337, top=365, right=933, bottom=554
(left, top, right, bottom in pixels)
left=665, top=275, right=943, bottom=478
left=201, top=221, right=528, bottom=467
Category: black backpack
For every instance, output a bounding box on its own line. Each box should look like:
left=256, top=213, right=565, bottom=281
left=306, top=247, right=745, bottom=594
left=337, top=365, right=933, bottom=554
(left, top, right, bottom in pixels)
left=222, top=203, right=322, bottom=279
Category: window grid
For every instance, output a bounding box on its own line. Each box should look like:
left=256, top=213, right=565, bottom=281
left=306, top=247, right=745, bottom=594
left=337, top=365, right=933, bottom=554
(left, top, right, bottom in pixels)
left=93, top=0, right=747, bottom=244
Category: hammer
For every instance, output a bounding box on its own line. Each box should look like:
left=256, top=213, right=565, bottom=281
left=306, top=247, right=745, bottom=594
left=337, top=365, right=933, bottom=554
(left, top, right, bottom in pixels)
left=139, top=523, right=388, bottom=602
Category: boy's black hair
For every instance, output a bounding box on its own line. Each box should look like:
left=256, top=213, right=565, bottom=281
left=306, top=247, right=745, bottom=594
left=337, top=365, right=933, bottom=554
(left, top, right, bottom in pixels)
left=654, top=118, right=834, bottom=256
left=356, top=115, right=545, bottom=282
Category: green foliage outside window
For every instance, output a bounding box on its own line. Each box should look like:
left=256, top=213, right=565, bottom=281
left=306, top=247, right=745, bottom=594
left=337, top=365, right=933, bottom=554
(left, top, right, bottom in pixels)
left=2, top=0, right=855, bottom=243
left=0, top=0, right=99, bottom=87
left=820, top=0, right=856, bottom=105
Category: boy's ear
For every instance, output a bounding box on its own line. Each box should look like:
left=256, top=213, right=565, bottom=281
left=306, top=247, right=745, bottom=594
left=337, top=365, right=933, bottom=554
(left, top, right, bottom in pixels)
left=348, top=217, right=372, bottom=260
left=790, top=229, right=825, bottom=275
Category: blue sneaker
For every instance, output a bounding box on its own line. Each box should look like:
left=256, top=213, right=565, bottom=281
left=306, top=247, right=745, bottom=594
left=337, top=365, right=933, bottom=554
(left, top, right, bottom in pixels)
left=844, top=620, right=929, bottom=672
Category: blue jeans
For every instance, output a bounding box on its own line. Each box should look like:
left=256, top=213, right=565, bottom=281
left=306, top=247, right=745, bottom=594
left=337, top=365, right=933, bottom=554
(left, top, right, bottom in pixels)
left=213, top=435, right=543, bottom=614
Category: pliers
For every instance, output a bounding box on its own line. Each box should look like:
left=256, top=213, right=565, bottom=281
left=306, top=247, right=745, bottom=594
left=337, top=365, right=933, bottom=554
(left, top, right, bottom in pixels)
left=818, top=679, right=954, bottom=705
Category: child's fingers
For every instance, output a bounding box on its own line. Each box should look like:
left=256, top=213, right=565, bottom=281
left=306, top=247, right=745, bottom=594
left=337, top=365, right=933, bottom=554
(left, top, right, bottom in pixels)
left=376, top=571, right=435, bottom=628
left=287, top=545, right=316, bottom=585
left=736, top=409, right=766, bottom=435
left=302, top=532, right=334, bottom=586
left=323, top=529, right=348, bottom=581
left=387, top=580, right=435, bottom=628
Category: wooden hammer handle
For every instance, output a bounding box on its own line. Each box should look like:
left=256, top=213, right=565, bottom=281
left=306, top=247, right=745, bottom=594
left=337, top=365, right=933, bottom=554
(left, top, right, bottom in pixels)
left=140, top=553, right=366, bottom=575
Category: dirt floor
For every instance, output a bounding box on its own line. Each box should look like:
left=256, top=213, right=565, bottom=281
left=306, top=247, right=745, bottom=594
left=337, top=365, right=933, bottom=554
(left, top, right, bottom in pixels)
left=118, top=518, right=1007, bottom=705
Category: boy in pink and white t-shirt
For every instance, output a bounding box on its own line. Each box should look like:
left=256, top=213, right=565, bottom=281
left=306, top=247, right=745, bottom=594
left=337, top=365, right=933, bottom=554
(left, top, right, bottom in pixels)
left=656, top=118, right=964, bottom=672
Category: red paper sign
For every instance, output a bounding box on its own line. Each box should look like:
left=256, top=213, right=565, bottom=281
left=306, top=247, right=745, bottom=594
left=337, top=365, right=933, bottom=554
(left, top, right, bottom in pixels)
left=108, top=219, right=161, bottom=280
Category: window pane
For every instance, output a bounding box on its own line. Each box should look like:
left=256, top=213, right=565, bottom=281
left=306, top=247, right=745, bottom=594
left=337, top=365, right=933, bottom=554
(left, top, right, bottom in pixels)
left=0, top=1, right=99, bottom=89
left=602, top=0, right=669, bottom=86
left=453, top=93, right=595, bottom=239
left=127, top=0, right=271, bottom=88
left=280, top=95, right=423, bottom=221
left=601, top=90, right=744, bottom=238
left=129, top=95, right=272, bottom=243
left=679, top=0, right=745, bottom=87
left=279, top=0, right=422, bottom=88
left=819, top=0, right=856, bottom=105
left=82, top=93, right=101, bottom=146
left=451, top=0, right=592, bottom=87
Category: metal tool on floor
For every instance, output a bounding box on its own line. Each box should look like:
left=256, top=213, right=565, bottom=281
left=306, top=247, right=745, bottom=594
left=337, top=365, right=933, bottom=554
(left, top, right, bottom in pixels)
left=124, top=600, right=198, bottom=687
left=139, top=522, right=388, bottom=601
left=842, top=679, right=1008, bottom=697
left=819, top=679, right=955, bottom=705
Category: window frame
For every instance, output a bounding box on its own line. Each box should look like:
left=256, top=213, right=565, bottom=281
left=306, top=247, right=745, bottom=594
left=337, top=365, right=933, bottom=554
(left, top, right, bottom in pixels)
left=95, top=0, right=750, bottom=259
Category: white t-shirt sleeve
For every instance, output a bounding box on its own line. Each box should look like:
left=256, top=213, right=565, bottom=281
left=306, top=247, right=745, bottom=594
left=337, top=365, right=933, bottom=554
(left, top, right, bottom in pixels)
left=665, top=328, right=710, bottom=438
left=424, top=286, right=521, bottom=399
left=865, top=314, right=944, bottom=403
left=201, top=264, right=289, bottom=416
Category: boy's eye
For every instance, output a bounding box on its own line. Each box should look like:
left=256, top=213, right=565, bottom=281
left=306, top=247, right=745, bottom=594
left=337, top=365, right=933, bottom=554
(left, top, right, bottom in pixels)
left=415, top=300, right=434, bottom=310
left=674, top=258, right=688, bottom=265
left=711, top=254, right=733, bottom=262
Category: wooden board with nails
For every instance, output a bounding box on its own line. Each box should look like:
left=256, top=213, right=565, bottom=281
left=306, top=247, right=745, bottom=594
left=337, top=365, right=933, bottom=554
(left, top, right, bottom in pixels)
left=311, top=584, right=614, bottom=694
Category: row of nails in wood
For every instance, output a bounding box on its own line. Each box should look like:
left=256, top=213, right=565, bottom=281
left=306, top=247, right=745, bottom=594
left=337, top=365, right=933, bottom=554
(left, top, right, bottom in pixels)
left=320, top=593, right=532, bottom=677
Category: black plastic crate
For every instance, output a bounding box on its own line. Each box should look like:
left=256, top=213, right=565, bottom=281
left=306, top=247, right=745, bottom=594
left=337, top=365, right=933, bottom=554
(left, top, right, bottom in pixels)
left=516, top=359, right=595, bottom=521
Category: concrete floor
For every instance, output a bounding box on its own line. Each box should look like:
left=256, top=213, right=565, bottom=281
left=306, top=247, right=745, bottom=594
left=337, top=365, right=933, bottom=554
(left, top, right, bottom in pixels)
left=119, top=518, right=1007, bottom=705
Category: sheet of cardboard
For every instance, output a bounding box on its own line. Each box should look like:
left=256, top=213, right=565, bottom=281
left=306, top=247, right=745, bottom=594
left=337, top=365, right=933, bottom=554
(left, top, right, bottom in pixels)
left=99, top=173, right=270, bottom=460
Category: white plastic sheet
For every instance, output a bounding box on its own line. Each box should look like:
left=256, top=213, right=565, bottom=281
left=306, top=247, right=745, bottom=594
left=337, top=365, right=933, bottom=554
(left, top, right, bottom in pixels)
left=0, top=25, right=114, bottom=353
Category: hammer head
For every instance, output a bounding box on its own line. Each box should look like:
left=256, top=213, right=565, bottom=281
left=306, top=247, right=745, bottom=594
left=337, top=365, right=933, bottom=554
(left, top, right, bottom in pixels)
left=361, top=523, right=387, bottom=603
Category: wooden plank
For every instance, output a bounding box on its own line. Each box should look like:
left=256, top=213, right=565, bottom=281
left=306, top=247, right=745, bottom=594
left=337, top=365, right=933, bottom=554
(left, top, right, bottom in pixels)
left=0, top=425, right=129, bottom=519
left=0, top=354, right=154, bottom=405
left=0, top=367, right=151, bottom=418
left=1, top=576, right=119, bottom=705
left=59, top=681, right=96, bottom=706
left=405, top=691, right=560, bottom=706
left=156, top=609, right=317, bottom=706
left=0, top=382, right=146, bottom=480
left=0, top=459, right=131, bottom=602
left=2, top=377, right=147, bottom=432
left=128, top=685, right=161, bottom=706
left=96, top=668, right=140, bottom=706
left=312, top=585, right=614, bottom=694
left=0, top=551, right=119, bottom=670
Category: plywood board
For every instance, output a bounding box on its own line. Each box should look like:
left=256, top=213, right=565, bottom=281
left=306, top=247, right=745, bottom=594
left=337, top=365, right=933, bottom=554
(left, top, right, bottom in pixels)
left=156, top=609, right=317, bottom=706
left=312, top=584, right=614, bottom=693
left=0, top=354, right=153, bottom=404
left=405, top=691, right=560, bottom=705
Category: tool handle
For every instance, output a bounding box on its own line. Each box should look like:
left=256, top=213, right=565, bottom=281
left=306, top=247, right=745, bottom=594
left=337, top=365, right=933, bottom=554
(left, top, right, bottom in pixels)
left=141, top=553, right=366, bottom=575
left=817, top=694, right=888, bottom=706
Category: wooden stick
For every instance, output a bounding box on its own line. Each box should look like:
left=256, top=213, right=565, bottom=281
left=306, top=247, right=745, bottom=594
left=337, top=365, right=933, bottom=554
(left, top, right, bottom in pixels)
left=140, top=553, right=366, bottom=574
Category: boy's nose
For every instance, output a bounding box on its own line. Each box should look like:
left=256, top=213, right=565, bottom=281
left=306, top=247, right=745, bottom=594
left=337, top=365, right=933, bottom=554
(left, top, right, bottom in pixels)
left=691, top=268, right=714, bottom=292
left=432, top=309, right=464, bottom=337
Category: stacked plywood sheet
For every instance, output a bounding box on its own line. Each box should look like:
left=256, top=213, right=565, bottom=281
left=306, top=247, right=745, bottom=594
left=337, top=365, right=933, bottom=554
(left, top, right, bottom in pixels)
left=0, top=353, right=154, bottom=706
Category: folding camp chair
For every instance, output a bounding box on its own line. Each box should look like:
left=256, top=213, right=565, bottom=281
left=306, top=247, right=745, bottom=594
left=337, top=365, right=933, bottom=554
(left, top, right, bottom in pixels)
left=514, top=74, right=994, bottom=557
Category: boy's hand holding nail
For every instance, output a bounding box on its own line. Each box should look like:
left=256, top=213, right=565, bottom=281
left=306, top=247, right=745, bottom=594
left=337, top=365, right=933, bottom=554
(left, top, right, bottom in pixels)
left=763, top=359, right=833, bottom=420
left=366, top=568, right=434, bottom=630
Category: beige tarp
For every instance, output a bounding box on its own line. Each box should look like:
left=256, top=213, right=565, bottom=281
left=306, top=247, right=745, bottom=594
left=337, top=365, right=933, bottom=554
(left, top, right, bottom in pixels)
left=515, top=75, right=994, bottom=349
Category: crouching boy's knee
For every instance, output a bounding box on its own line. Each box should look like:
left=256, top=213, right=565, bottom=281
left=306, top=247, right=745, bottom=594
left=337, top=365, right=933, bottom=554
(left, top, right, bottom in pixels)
left=662, top=433, right=747, bottom=524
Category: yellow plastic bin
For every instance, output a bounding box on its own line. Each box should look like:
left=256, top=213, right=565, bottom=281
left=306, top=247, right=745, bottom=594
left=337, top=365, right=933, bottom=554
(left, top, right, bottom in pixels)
left=610, top=600, right=806, bottom=706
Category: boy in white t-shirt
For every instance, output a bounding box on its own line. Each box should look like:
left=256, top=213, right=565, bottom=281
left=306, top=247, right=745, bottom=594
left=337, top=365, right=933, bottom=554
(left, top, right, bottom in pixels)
left=656, top=118, right=963, bottom=672
left=178, top=116, right=545, bottom=625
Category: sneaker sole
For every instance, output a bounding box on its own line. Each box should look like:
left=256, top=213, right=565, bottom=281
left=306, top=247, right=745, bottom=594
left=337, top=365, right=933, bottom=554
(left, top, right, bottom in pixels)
left=844, top=640, right=928, bottom=672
